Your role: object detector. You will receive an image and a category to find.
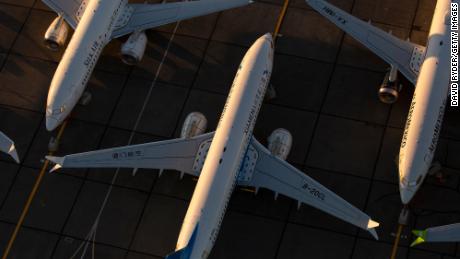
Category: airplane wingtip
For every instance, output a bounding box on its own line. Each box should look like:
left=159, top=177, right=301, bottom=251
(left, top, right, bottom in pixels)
left=8, top=144, right=19, bottom=163
left=367, top=219, right=380, bottom=240
left=367, top=219, right=380, bottom=229
left=410, top=230, right=426, bottom=247
left=369, top=228, right=379, bottom=240
left=45, top=156, right=64, bottom=172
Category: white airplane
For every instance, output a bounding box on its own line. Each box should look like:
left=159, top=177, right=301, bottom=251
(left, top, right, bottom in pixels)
left=41, top=0, right=251, bottom=131
left=0, top=131, right=19, bottom=163
left=305, top=0, right=450, bottom=204
left=412, top=223, right=460, bottom=246
left=46, top=34, right=379, bottom=259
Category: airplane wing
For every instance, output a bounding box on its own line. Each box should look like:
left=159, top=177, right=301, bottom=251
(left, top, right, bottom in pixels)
left=237, top=137, right=379, bottom=239
left=111, top=0, right=251, bottom=38
left=41, top=0, right=83, bottom=29
left=46, top=132, right=215, bottom=176
left=305, top=0, right=425, bottom=85
left=0, top=131, right=19, bottom=163
left=412, top=223, right=460, bottom=246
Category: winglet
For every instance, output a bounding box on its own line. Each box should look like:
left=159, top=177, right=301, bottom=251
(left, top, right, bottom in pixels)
left=411, top=230, right=427, bottom=247
left=367, top=219, right=380, bottom=240
left=368, top=219, right=380, bottom=229
left=8, top=144, right=19, bottom=163
left=46, top=156, right=64, bottom=172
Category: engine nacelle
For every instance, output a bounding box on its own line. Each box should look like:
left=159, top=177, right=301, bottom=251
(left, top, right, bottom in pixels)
left=121, top=31, right=148, bottom=65
left=181, top=112, right=207, bottom=139
left=44, top=16, right=69, bottom=51
left=378, top=66, right=401, bottom=104
left=267, top=128, right=292, bottom=160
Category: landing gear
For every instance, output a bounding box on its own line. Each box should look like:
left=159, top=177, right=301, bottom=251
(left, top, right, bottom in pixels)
left=398, top=205, right=410, bottom=226
left=48, top=136, right=59, bottom=152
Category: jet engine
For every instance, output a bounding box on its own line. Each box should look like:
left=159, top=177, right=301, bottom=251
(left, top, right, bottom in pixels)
left=121, top=31, right=148, bottom=65
left=44, top=16, right=69, bottom=51
left=378, top=65, right=401, bottom=104
left=267, top=128, right=292, bottom=160
left=181, top=112, right=208, bottom=139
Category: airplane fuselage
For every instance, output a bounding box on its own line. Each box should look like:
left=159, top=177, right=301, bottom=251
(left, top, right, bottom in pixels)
left=398, top=0, right=451, bottom=204
left=46, top=0, right=126, bottom=130
left=174, top=34, right=273, bottom=259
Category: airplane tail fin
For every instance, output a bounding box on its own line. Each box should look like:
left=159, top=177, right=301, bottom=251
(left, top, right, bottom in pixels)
left=411, top=229, right=427, bottom=247
left=165, top=224, right=199, bottom=259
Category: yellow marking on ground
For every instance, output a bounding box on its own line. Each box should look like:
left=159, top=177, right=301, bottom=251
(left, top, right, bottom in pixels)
left=390, top=224, right=404, bottom=259
left=273, top=0, right=290, bottom=39
left=2, top=120, right=69, bottom=259
left=240, top=187, right=256, bottom=193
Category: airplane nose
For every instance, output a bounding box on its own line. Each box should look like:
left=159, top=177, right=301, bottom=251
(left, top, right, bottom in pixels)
left=264, top=32, right=273, bottom=40
left=46, top=115, right=60, bottom=131
left=400, top=187, right=415, bottom=205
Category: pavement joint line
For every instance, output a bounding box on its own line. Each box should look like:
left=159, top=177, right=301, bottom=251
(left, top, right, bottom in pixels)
left=269, top=0, right=296, bottom=257
left=0, top=117, right=44, bottom=216
left=348, top=94, right=396, bottom=256
left=387, top=1, right=422, bottom=257
left=4, top=31, right=412, bottom=80
left=48, top=61, right=136, bottom=257
left=1, top=119, right=68, bottom=259
left=0, top=0, right=35, bottom=76
left=66, top=16, right=185, bottom=259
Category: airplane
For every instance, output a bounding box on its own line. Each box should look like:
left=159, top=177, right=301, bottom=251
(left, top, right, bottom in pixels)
left=0, top=131, right=19, bottom=163
left=41, top=0, right=252, bottom=131
left=46, top=33, right=379, bottom=259
left=412, top=223, right=460, bottom=246
left=305, top=0, right=451, bottom=204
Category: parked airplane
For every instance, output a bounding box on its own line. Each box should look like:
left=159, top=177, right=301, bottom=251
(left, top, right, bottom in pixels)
left=305, top=0, right=450, bottom=204
left=0, top=131, right=19, bottom=163
left=412, top=223, right=460, bottom=246
left=41, top=0, right=251, bottom=131
left=46, top=34, right=379, bottom=259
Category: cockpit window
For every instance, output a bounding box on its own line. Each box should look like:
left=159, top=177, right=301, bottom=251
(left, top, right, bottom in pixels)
left=401, top=175, right=424, bottom=187
left=416, top=175, right=423, bottom=185
left=47, top=105, right=66, bottom=115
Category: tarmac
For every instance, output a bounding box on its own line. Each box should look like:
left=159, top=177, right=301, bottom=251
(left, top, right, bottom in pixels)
left=0, top=0, right=459, bottom=258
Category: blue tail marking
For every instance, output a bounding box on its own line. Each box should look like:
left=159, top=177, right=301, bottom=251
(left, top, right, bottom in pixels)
left=165, top=224, right=199, bottom=259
